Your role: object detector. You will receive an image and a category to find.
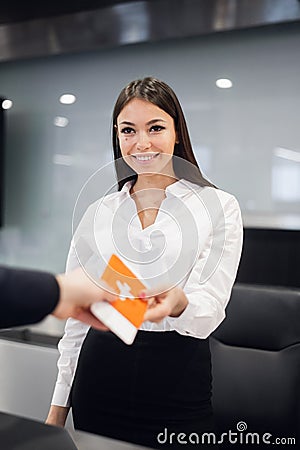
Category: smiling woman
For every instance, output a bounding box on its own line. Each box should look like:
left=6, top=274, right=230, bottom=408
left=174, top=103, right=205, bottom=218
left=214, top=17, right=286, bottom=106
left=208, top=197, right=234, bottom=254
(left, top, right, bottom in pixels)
left=112, top=77, right=216, bottom=191
left=46, top=77, right=243, bottom=450
left=116, top=98, right=177, bottom=183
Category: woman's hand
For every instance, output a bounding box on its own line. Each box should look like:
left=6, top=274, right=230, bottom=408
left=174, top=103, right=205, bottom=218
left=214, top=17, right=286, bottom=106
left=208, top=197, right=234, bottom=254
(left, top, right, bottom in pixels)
left=45, top=405, right=70, bottom=427
left=141, top=286, right=188, bottom=323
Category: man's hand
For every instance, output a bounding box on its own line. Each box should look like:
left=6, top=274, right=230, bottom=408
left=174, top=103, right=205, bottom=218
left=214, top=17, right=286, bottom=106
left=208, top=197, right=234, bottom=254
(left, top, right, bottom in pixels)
left=53, top=267, right=117, bottom=329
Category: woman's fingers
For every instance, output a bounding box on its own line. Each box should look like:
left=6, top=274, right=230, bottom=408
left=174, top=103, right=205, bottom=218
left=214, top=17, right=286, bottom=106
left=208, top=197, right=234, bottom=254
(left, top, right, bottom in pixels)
left=139, top=285, right=170, bottom=300
left=143, top=301, right=173, bottom=322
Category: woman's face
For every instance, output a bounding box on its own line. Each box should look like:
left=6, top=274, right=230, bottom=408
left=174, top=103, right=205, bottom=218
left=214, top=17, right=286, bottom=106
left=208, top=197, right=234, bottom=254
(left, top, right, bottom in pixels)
left=116, top=98, right=177, bottom=175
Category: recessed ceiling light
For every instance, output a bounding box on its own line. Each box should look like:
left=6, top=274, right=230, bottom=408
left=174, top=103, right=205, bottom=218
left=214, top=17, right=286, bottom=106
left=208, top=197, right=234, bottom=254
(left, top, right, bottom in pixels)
left=53, top=116, right=69, bottom=127
left=216, top=78, right=233, bottom=89
left=53, top=154, right=73, bottom=166
left=2, top=99, right=13, bottom=109
left=59, top=93, right=76, bottom=105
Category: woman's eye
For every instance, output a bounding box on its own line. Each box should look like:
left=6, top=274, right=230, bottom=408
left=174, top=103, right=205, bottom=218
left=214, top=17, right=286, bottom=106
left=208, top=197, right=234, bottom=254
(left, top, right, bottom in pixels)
left=120, top=127, right=135, bottom=134
left=150, top=125, right=165, bottom=132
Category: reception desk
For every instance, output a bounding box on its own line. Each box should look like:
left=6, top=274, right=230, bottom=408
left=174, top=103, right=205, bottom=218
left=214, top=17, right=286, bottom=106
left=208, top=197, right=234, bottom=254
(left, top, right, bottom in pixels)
left=0, top=411, right=152, bottom=450
left=0, top=331, right=153, bottom=449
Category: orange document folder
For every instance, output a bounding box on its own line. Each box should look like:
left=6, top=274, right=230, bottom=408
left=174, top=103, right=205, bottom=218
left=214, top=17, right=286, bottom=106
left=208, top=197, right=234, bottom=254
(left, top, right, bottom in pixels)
left=101, top=254, right=148, bottom=328
left=91, top=254, right=148, bottom=344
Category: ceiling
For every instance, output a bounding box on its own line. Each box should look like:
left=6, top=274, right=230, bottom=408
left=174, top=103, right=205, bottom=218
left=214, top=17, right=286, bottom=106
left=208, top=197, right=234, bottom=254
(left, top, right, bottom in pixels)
left=0, top=0, right=139, bottom=25
left=2, top=0, right=300, bottom=26
left=0, top=0, right=300, bottom=62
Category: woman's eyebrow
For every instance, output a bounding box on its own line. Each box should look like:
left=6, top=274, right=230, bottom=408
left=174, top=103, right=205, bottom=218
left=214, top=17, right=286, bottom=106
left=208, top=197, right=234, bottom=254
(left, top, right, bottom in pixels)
left=119, top=118, right=167, bottom=125
left=119, top=121, right=135, bottom=125
left=146, top=119, right=167, bottom=125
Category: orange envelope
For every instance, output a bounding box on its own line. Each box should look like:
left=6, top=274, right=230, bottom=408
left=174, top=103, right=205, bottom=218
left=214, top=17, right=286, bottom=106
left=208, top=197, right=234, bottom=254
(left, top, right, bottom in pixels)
left=101, top=254, right=148, bottom=329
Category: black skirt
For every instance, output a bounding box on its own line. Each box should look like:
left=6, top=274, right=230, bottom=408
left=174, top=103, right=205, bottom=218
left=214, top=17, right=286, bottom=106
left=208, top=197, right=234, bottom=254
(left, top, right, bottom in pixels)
left=71, top=329, right=217, bottom=449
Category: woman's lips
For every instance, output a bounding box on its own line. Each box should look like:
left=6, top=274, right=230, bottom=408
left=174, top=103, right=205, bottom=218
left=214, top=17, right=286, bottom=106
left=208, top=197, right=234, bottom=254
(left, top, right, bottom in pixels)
left=130, top=153, right=160, bottom=164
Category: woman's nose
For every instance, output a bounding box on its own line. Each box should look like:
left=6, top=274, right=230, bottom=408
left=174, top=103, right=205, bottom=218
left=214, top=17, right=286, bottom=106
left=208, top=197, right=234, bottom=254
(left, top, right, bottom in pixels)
left=136, top=132, right=151, bottom=150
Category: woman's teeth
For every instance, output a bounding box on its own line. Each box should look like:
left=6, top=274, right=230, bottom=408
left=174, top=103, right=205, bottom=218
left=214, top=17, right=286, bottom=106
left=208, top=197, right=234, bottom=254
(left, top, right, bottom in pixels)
left=133, top=153, right=158, bottom=161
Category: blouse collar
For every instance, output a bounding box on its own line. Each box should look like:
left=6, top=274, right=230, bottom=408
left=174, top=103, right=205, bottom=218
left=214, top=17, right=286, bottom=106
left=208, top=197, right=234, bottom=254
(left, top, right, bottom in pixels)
left=120, top=178, right=201, bottom=198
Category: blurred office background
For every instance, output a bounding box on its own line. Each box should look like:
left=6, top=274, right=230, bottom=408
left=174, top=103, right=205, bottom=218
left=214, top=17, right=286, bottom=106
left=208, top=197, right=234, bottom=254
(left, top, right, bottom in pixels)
left=0, top=0, right=299, bottom=424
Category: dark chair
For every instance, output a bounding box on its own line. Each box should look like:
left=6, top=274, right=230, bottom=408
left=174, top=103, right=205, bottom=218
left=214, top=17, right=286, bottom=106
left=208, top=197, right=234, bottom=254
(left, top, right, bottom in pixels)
left=210, top=283, right=300, bottom=449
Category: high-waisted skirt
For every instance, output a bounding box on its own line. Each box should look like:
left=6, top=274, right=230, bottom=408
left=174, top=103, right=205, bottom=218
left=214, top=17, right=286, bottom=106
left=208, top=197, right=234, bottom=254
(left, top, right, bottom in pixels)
left=71, top=329, right=217, bottom=449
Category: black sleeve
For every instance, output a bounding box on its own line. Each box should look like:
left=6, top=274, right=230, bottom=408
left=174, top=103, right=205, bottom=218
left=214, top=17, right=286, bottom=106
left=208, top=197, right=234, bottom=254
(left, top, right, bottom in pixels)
left=0, top=266, right=60, bottom=329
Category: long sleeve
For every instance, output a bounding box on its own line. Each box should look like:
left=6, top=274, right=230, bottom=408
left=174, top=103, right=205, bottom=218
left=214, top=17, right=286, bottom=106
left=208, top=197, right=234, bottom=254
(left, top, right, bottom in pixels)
left=50, top=198, right=108, bottom=407
left=51, top=316, right=90, bottom=406
left=0, top=266, right=59, bottom=329
left=166, top=194, right=243, bottom=338
left=50, top=242, right=90, bottom=407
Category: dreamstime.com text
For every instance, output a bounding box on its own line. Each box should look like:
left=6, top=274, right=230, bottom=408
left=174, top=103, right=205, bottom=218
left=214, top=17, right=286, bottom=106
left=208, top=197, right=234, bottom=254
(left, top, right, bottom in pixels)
left=157, top=421, right=296, bottom=446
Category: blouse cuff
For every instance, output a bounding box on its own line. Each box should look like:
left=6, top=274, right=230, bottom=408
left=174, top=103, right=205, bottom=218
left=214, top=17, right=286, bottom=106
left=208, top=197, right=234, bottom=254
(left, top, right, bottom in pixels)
left=166, top=301, right=201, bottom=337
left=51, top=383, right=71, bottom=408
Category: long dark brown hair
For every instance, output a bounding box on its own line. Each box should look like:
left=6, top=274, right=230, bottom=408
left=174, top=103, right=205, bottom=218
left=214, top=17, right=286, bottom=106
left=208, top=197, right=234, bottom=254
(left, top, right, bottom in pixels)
left=112, top=77, right=216, bottom=191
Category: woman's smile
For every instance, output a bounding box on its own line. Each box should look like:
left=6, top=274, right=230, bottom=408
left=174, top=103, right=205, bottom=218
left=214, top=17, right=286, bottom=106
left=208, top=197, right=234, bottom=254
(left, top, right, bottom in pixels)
left=130, top=152, right=161, bottom=164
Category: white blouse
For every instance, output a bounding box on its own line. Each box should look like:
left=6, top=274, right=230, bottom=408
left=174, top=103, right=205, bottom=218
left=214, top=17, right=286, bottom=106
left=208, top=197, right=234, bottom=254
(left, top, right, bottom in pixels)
left=51, top=179, right=243, bottom=407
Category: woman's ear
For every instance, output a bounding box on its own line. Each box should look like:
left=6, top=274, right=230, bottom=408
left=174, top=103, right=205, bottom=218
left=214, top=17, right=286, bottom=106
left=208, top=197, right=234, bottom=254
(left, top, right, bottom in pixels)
left=114, top=124, right=119, bottom=138
left=175, top=131, right=179, bottom=144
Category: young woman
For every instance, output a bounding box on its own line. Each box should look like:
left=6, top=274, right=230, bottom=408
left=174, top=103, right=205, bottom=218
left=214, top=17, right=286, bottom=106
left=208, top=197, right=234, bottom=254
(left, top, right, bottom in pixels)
left=46, top=77, right=243, bottom=449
